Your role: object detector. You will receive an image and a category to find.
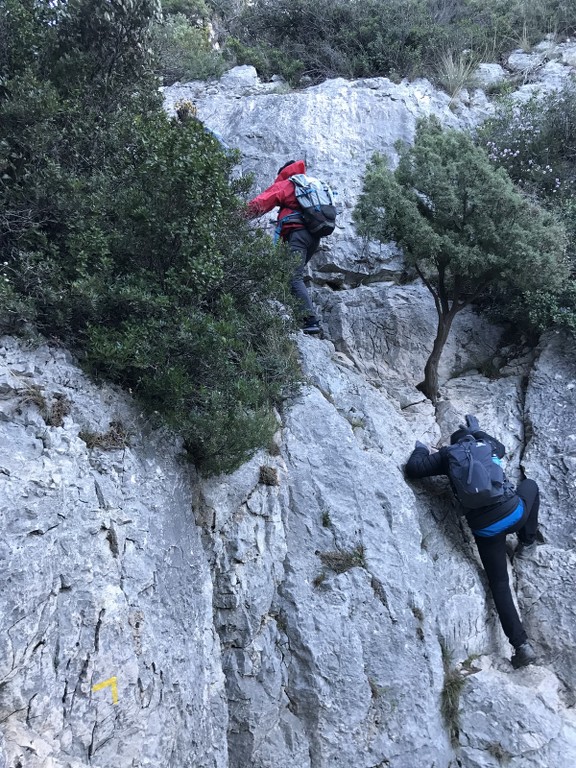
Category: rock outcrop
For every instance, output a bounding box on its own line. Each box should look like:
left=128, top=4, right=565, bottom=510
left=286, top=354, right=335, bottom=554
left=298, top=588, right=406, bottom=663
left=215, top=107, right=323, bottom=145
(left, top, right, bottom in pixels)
left=1, top=45, right=576, bottom=768
left=0, top=341, right=228, bottom=767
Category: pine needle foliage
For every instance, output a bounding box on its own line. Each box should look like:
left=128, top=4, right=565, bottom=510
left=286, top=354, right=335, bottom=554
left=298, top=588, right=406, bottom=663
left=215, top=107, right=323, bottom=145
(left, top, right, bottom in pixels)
left=355, top=117, right=569, bottom=401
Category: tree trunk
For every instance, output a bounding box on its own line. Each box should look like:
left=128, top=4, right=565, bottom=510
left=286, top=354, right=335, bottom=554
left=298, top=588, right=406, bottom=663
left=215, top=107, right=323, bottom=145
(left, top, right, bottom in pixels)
left=417, top=311, right=455, bottom=403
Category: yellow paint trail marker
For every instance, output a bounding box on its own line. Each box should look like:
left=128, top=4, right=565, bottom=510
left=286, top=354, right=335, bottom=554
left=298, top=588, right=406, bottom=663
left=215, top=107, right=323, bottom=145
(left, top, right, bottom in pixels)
left=92, top=676, right=119, bottom=705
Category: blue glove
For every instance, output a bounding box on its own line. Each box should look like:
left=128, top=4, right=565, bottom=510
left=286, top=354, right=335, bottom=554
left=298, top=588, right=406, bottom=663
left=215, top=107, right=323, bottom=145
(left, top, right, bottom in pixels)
left=465, top=414, right=480, bottom=432
left=414, top=440, right=428, bottom=452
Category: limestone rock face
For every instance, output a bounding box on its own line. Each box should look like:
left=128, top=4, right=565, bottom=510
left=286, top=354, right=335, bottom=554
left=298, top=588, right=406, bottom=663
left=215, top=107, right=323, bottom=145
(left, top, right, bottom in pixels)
left=2, top=46, right=576, bottom=768
left=164, top=71, right=493, bottom=289
left=198, top=328, right=576, bottom=768
left=0, top=339, right=228, bottom=768
left=473, top=63, right=507, bottom=89
left=505, top=41, right=576, bottom=100
left=459, top=661, right=576, bottom=767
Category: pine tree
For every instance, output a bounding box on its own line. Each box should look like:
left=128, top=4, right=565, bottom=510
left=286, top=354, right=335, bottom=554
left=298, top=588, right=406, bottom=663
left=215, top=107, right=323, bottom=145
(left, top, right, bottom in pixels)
left=355, top=117, right=569, bottom=402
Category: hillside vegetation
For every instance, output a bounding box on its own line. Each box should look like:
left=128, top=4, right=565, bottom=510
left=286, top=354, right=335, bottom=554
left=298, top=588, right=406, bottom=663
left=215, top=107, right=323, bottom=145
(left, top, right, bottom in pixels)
left=355, top=117, right=571, bottom=401
left=0, top=0, right=300, bottom=475
left=152, top=0, right=576, bottom=86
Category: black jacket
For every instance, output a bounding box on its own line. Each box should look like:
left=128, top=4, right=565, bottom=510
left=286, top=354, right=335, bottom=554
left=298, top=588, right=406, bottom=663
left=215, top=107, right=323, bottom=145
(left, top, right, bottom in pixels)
left=405, top=430, right=519, bottom=532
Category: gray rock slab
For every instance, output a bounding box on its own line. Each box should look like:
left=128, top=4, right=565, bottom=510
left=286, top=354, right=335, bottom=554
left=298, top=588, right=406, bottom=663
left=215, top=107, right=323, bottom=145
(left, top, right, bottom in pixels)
left=459, top=662, right=576, bottom=766
left=0, top=337, right=228, bottom=768
left=474, top=63, right=508, bottom=89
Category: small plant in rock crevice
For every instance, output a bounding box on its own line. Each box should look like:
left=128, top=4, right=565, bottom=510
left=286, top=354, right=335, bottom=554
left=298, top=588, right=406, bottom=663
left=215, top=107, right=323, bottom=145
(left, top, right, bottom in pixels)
left=440, top=642, right=466, bottom=746
left=411, top=605, right=425, bottom=640
left=79, top=421, right=130, bottom=450
left=17, top=385, right=72, bottom=427
left=319, top=545, right=366, bottom=574
left=435, top=50, right=481, bottom=98
left=312, top=571, right=328, bottom=588
left=259, top=465, right=279, bottom=486
left=270, top=611, right=287, bottom=633
left=368, top=677, right=384, bottom=699
left=487, top=741, right=512, bottom=763
left=411, top=605, right=424, bottom=622
left=45, top=393, right=72, bottom=426
left=17, top=384, right=47, bottom=413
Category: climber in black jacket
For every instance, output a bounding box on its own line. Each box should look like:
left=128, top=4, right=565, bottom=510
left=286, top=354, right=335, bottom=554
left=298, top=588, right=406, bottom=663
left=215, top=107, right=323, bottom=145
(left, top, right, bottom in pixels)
left=405, top=415, right=540, bottom=669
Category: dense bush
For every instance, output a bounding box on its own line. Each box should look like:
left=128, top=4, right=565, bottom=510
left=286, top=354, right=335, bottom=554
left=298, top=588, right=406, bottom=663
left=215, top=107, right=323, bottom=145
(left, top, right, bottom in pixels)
left=162, top=0, right=211, bottom=18
left=477, top=83, right=576, bottom=330
left=151, top=9, right=226, bottom=84
left=226, top=0, right=441, bottom=84
left=222, top=0, right=576, bottom=86
left=0, top=0, right=300, bottom=474
left=479, top=84, right=576, bottom=200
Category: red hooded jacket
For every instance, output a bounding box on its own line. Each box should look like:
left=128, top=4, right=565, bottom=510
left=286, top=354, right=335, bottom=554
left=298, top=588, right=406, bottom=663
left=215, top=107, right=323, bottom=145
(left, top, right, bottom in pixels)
left=246, top=160, right=307, bottom=238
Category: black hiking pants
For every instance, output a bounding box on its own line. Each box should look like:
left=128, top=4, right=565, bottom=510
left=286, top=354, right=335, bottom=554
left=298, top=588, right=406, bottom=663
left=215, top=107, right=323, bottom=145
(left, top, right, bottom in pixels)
left=285, top=228, right=320, bottom=322
left=473, top=479, right=540, bottom=649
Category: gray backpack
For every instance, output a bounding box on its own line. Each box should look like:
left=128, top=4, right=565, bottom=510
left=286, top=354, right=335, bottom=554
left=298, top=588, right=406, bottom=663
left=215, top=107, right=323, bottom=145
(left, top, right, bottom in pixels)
left=289, top=174, right=337, bottom=237
left=447, top=436, right=504, bottom=509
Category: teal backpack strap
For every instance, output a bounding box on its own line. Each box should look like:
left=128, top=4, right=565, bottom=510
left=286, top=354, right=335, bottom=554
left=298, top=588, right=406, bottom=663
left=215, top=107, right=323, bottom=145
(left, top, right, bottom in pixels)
left=274, top=211, right=302, bottom=243
left=273, top=220, right=283, bottom=244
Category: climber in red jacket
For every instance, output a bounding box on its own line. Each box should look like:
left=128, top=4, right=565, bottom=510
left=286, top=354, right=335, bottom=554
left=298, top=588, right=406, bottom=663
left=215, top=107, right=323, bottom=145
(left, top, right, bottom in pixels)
left=247, top=160, right=321, bottom=334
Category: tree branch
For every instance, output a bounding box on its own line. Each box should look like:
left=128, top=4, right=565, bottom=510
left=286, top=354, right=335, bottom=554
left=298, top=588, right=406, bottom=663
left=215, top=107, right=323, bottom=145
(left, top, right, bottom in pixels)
left=414, top=262, right=441, bottom=316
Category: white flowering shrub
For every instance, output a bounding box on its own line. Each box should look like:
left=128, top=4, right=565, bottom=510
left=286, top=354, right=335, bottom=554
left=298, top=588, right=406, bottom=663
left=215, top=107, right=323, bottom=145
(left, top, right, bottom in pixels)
left=477, top=85, right=576, bottom=332
left=479, top=84, right=576, bottom=201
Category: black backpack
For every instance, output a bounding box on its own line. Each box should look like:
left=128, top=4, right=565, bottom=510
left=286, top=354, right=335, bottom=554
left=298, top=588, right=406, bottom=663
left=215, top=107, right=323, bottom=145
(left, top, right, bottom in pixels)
left=289, top=173, right=337, bottom=237
left=446, top=436, right=504, bottom=509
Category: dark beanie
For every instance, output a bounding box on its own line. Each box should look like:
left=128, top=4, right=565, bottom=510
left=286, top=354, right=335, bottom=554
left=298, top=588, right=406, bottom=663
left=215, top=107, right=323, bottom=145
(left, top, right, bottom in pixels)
left=278, top=160, right=296, bottom=174
left=450, top=428, right=473, bottom=445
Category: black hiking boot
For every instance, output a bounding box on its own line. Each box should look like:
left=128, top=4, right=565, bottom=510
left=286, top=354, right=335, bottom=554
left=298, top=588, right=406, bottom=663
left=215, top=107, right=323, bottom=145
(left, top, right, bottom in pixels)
left=515, top=540, right=537, bottom=559
left=302, top=319, right=321, bottom=335
left=511, top=641, right=537, bottom=669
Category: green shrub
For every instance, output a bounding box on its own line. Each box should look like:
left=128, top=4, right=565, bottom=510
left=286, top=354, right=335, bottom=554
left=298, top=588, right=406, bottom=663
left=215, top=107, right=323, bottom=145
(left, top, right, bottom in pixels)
left=479, top=84, right=576, bottom=200
left=226, top=0, right=438, bottom=84
left=0, top=0, right=301, bottom=475
left=478, top=83, right=576, bottom=331
left=0, top=268, right=36, bottom=335
left=226, top=37, right=305, bottom=84
left=151, top=12, right=226, bottom=84
left=11, top=112, right=301, bottom=473
left=221, top=0, right=576, bottom=85
left=162, top=0, right=211, bottom=19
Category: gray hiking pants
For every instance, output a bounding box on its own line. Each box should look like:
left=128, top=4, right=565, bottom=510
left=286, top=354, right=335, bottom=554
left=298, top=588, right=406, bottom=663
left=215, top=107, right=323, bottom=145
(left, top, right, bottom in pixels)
left=285, top=228, right=320, bottom=322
